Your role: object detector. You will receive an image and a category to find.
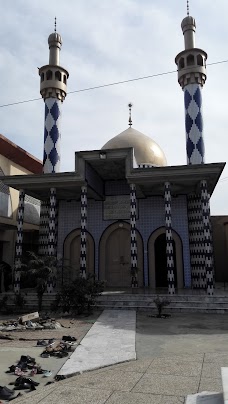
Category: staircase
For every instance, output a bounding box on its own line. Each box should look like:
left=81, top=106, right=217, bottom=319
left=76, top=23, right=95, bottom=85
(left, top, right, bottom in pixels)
left=95, top=293, right=228, bottom=313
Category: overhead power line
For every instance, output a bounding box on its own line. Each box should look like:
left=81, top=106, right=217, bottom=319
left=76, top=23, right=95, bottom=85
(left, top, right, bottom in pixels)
left=0, top=59, right=228, bottom=109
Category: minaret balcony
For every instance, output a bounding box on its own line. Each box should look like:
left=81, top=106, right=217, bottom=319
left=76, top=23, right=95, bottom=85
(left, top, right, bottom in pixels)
left=39, top=64, right=68, bottom=100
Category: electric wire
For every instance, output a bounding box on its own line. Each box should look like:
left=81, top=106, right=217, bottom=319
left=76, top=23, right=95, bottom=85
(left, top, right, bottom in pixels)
left=0, top=59, right=228, bottom=109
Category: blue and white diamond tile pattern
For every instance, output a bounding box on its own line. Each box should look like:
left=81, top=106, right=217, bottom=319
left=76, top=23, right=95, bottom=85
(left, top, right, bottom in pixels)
left=48, top=188, right=57, bottom=257
left=14, top=190, right=25, bottom=294
left=43, top=98, right=61, bottom=173
left=80, top=185, right=88, bottom=279
left=201, top=180, right=214, bottom=295
left=184, top=84, right=205, bottom=165
left=164, top=182, right=175, bottom=294
left=38, top=201, right=49, bottom=256
left=130, top=184, right=138, bottom=287
left=46, top=188, right=57, bottom=293
left=187, top=195, right=206, bottom=289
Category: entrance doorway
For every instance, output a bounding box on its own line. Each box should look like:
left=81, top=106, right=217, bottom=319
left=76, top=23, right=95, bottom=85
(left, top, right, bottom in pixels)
left=99, top=222, right=144, bottom=287
left=154, top=233, right=177, bottom=287
left=148, top=227, right=184, bottom=289
left=63, top=229, right=94, bottom=283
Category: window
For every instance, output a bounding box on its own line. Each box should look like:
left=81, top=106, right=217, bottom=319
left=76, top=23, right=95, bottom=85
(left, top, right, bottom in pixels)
left=46, top=70, right=53, bottom=80
left=187, top=54, right=195, bottom=66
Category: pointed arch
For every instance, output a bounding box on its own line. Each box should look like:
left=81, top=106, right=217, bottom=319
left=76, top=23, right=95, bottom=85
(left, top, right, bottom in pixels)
left=99, top=221, right=144, bottom=287
left=148, top=226, right=184, bottom=289
left=63, top=228, right=95, bottom=283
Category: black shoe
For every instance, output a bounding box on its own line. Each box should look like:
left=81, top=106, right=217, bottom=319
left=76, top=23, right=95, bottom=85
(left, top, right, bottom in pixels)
left=15, top=377, right=39, bottom=387
left=20, top=355, right=35, bottom=364
left=14, top=383, right=34, bottom=390
left=8, top=365, right=16, bottom=373
left=16, top=361, right=28, bottom=370
left=62, top=336, right=76, bottom=342
left=0, top=386, right=14, bottom=399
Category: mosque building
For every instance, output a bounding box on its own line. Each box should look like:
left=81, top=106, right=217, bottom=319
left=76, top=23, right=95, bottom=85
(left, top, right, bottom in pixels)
left=1, top=10, right=225, bottom=295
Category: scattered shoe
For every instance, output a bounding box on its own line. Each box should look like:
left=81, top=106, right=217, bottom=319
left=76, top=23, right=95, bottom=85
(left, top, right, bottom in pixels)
left=62, top=336, right=76, bottom=342
left=15, top=376, right=39, bottom=387
left=14, top=383, right=34, bottom=390
left=40, top=353, right=50, bottom=358
left=43, top=371, right=52, bottom=377
left=37, top=339, right=48, bottom=346
left=19, top=355, right=35, bottom=364
left=0, top=386, right=14, bottom=400
left=14, top=367, right=26, bottom=376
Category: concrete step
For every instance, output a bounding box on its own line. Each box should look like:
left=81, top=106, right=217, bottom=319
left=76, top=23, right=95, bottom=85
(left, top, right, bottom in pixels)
left=94, top=303, right=228, bottom=313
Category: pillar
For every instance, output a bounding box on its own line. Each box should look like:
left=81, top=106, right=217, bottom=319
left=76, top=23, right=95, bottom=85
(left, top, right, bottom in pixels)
left=14, top=190, right=25, bottom=294
left=164, top=182, right=175, bottom=294
left=80, top=185, right=87, bottom=279
left=201, top=180, right=214, bottom=295
left=46, top=187, right=57, bottom=293
left=130, top=183, right=138, bottom=287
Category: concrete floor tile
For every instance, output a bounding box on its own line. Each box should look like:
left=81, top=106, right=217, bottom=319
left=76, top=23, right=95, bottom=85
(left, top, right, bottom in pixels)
left=15, top=386, right=112, bottom=404
left=201, top=362, right=223, bottom=379
left=158, top=354, right=204, bottom=362
left=204, top=352, right=228, bottom=363
left=12, top=387, right=56, bottom=404
left=105, top=391, right=184, bottom=404
left=132, top=373, right=199, bottom=396
left=199, top=377, right=223, bottom=392
left=101, top=359, right=153, bottom=373
left=148, top=358, right=202, bottom=376
left=64, top=369, right=143, bottom=392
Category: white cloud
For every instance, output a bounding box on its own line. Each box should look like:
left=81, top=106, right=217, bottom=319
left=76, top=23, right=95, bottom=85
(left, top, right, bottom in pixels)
left=0, top=0, right=227, bottom=214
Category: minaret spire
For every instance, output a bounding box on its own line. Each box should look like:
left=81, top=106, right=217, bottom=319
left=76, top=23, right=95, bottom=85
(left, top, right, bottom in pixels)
left=187, top=0, right=189, bottom=16
left=128, top=103, right=133, bottom=127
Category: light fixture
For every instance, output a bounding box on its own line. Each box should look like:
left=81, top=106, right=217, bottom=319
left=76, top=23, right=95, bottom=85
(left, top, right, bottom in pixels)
left=99, top=152, right=106, bottom=159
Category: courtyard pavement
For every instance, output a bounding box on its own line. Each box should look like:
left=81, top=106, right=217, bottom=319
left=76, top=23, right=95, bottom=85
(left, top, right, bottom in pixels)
left=8, top=311, right=228, bottom=403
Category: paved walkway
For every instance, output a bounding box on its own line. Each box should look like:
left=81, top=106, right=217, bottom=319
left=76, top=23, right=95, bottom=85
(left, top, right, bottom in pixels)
left=11, top=312, right=228, bottom=403
left=58, top=310, right=136, bottom=376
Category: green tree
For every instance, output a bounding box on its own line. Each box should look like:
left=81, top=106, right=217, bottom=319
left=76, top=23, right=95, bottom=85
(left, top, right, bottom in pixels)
left=22, top=252, right=59, bottom=311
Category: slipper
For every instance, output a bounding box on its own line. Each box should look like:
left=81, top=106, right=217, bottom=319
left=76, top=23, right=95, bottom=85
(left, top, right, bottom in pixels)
left=14, top=367, right=25, bottom=376
left=37, top=340, right=48, bottom=346
left=40, top=353, right=50, bottom=358
left=62, top=336, right=76, bottom=342
left=43, top=371, right=52, bottom=377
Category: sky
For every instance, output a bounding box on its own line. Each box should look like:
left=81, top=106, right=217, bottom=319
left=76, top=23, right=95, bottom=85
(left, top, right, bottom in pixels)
left=0, top=0, right=227, bottom=215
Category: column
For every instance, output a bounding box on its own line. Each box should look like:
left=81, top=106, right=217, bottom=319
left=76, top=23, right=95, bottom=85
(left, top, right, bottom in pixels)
left=130, top=183, right=138, bottom=287
left=184, top=84, right=205, bottom=165
left=80, top=185, right=87, bottom=279
left=201, top=180, right=214, bottom=295
left=164, top=182, right=175, bottom=294
left=187, top=194, right=205, bottom=288
left=14, top=190, right=25, bottom=294
left=46, top=187, right=57, bottom=293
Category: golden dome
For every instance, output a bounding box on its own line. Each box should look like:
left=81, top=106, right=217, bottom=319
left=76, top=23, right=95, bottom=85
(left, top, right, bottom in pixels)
left=102, top=127, right=167, bottom=167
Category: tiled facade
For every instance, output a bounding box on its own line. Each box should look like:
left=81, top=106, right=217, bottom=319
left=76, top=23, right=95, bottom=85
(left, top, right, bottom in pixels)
left=57, top=181, right=191, bottom=288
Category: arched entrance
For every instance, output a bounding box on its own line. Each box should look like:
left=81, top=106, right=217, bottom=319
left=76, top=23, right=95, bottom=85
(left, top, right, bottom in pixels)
left=63, top=229, right=95, bottom=282
left=99, top=222, right=144, bottom=288
left=148, top=227, right=183, bottom=289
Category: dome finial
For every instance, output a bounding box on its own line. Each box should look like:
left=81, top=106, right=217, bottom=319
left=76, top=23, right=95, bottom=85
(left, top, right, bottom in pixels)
left=187, top=0, right=189, bottom=16
left=128, top=103, right=133, bottom=127
left=54, top=17, right=57, bottom=33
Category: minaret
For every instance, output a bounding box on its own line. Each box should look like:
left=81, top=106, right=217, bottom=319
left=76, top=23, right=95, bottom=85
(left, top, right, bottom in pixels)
left=38, top=21, right=69, bottom=259
left=175, top=9, right=207, bottom=164
left=39, top=20, right=69, bottom=173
